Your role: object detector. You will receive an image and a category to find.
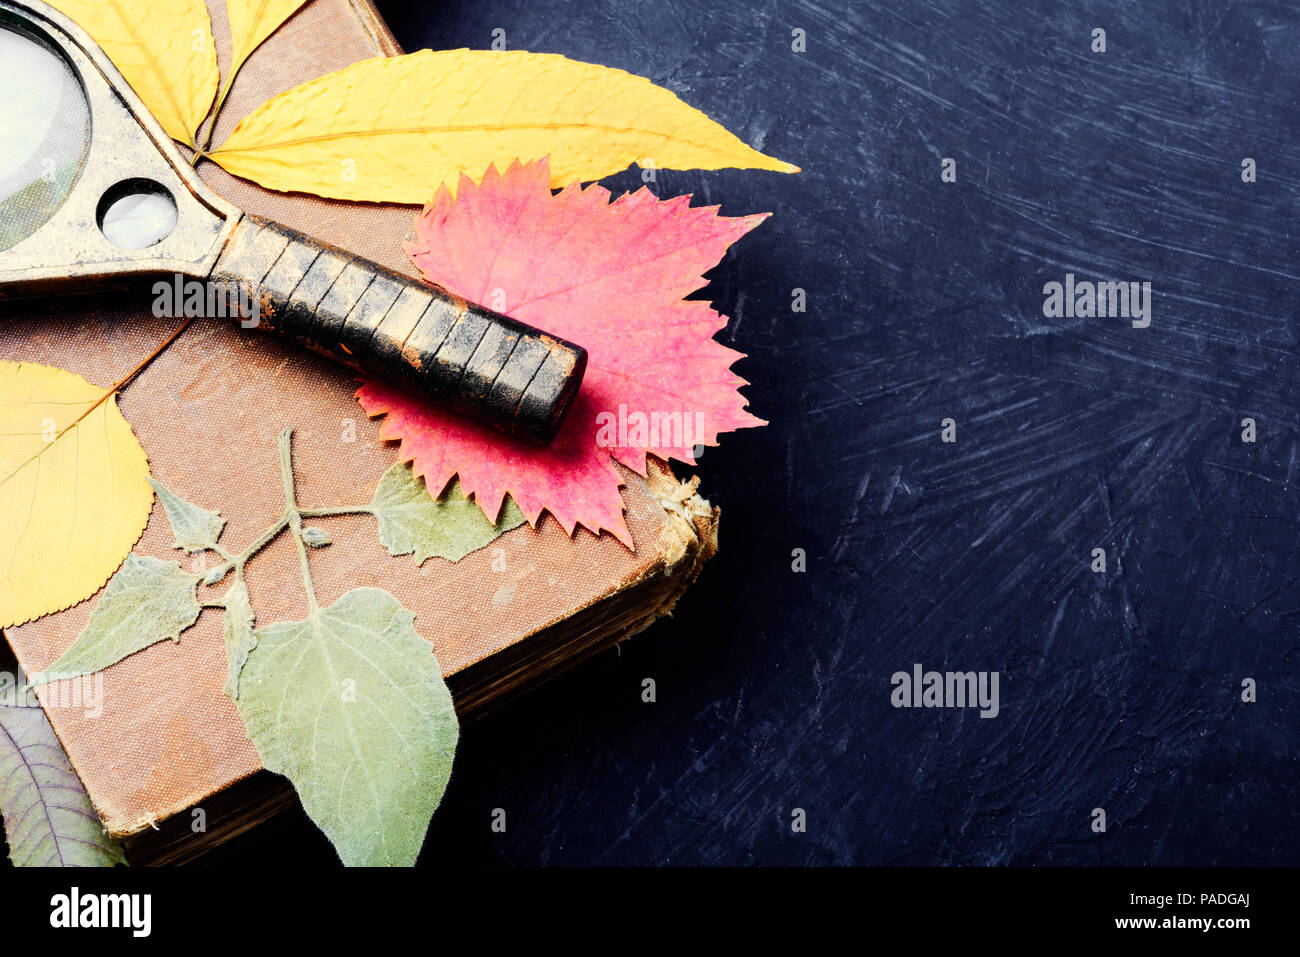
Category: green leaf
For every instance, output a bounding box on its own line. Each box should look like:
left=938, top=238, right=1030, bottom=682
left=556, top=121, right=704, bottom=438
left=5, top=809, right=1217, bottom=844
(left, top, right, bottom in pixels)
left=301, top=526, right=331, bottom=548
left=147, top=477, right=226, bottom=553
left=202, top=565, right=229, bottom=586
left=35, top=554, right=201, bottom=684
left=369, top=465, right=524, bottom=565
left=235, top=587, right=457, bottom=866
left=0, top=694, right=125, bottom=866
left=221, top=578, right=256, bottom=699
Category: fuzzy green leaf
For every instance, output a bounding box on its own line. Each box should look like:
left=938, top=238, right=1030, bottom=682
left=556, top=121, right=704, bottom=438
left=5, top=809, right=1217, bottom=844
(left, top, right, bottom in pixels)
left=369, top=466, right=524, bottom=565
left=34, top=554, right=201, bottom=684
left=235, top=587, right=457, bottom=866
left=147, top=477, right=226, bottom=553
left=0, top=693, right=125, bottom=866
left=221, top=578, right=256, bottom=699
left=301, top=526, right=331, bottom=548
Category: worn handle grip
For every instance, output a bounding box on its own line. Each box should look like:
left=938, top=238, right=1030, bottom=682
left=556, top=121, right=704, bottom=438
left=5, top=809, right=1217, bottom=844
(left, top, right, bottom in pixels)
left=209, top=214, right=586, bottom=444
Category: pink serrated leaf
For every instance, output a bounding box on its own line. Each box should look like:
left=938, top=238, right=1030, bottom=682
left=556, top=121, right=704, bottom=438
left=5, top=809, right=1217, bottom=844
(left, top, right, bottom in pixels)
left=357, top=157, right=767, bottom=547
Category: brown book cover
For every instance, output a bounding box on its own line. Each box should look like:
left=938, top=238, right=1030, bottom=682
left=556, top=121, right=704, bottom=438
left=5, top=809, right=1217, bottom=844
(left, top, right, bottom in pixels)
left=0, top=0, right=718, bottom=863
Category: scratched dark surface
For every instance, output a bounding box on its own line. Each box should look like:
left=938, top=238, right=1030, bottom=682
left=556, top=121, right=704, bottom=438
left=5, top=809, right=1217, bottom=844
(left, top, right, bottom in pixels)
left=230, top=0, right=1300, bottom=865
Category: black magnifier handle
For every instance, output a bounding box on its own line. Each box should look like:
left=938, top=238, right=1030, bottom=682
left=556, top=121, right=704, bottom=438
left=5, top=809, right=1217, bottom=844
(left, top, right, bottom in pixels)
left=209, top=214, right=586, bottom=445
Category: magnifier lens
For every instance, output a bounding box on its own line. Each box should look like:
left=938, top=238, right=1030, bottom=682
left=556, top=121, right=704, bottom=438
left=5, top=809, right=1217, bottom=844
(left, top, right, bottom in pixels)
left=0, top=20, right=91, bottom=252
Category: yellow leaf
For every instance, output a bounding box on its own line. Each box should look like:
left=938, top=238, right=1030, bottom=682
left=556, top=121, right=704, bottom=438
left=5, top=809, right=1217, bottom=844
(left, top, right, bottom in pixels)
left=225, top=0, right=308, bottom=75
left=49, top=0, right=218, bottom=145
left=0, top=362, right=153, bottom=629
left=208, top=49, right=799, bottom=202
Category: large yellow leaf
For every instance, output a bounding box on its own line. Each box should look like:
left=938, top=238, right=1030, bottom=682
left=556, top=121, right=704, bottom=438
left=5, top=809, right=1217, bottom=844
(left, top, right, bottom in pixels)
left=49, top=0, right=218, bottom=145
left=225, top=0, right=308, bottom=78
left=208, top=49, right=799, bottom=201
left=0, top=362, right=153, bottom=628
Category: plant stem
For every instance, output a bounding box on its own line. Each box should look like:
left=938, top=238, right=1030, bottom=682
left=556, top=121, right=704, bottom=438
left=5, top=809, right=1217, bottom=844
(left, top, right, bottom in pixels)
left=202, top=74, right=238, bottom=152
left=276, top=427, right=297, bottom=511
left=277, top=428, right=320, bottom=617
left=195, top=45, right=250, bottom=159
left=197, top=431, right=364, bottom=592
left=299, top=505, right=374, bottom=518
left=203, top=514, right=289, bottom=584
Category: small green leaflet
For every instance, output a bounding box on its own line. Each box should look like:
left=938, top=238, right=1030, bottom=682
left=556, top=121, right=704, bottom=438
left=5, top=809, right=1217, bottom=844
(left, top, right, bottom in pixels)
left=370, top=466, right=524, bottom=564
left=34, top=555, right=201, bottom=684
left=220, top=579, right=256, bottom=699
left=301, top=526, right=331, bottom=548
left=235, top=587, right=458, bottom=866
left=147, top=477, right=225, bottom=553
left=0, top=692, right=125, bottom=866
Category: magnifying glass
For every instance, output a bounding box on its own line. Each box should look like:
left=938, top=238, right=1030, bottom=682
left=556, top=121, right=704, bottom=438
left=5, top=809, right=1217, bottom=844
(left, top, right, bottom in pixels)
left=0, top=0, right=586, bottom=444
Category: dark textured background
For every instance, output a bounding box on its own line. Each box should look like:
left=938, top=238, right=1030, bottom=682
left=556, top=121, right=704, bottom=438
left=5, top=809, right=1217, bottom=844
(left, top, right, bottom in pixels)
left=146, top=0, right=1300, bottom=865
left=359, top=0, right=1299, bottom=866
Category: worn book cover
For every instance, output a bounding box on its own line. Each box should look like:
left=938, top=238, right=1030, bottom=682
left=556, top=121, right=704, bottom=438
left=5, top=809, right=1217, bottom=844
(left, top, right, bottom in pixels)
left=0, top=0, right=717, bottom=862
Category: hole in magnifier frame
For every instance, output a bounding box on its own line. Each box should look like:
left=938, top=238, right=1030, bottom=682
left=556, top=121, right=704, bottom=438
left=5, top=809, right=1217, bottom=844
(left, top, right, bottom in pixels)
left=96, top=178, right=178, bottom=249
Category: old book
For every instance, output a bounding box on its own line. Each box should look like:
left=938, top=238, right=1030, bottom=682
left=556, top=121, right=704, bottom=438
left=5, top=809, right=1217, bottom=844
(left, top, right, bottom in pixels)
left=0, top=0, right=718, bottom=864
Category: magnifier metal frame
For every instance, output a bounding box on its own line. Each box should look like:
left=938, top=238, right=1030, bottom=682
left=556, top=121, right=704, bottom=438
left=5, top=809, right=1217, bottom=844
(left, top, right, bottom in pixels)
left=0, top=1, right=238, bottom=284
left=0, top=0, right=587, bottom=444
